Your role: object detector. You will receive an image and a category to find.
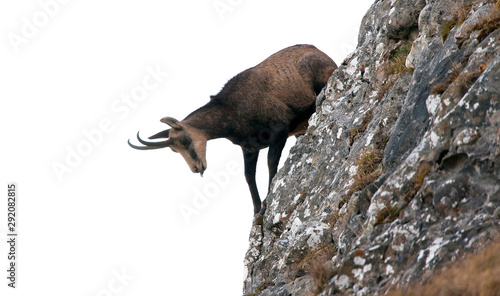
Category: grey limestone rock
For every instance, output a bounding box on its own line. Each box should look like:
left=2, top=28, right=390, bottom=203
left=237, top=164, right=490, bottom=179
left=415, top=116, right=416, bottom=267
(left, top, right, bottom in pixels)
left=244, top=0, right=500, bottom=295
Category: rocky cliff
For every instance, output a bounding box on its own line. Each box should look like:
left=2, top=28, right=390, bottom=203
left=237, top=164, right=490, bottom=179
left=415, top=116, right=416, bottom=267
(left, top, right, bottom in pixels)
left=243, top=0, right=500, bottom=295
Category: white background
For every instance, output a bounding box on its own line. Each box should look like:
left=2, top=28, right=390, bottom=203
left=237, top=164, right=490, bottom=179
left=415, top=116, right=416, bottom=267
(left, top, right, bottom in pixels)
left=0, top=1, right=373, bottom=295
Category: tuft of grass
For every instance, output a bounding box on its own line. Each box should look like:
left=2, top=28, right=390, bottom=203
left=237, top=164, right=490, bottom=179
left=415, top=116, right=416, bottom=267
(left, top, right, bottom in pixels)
left=430, top=62, right=465, bottom=95
left=356, top=150, right=383, bottom=176
left=402, top=161, right=431, bottom=203
left=349, top=129, right=359, bottom=146
left=389, top=42, right=413, bottom=74
left=473, top=3, right=500, bottom=43
left=413, top=162, right=432, bottom=186
left=456, top=4, right=472, bottom=24
left=348, top=149, right=384, bottom=196
left=431, top=63, right=480, bottom=95
left=430, top=81, right=450, bottom=95
left=376, top=77, right=398, bottom=103
left=248, top=282, right=273, bottom=296
left=376, top=204, right=405, bottom=225
left=433, top=62, right=486, bottom=97
left=441, top=19, right=458, bottom=42
left=303, top=245, right=336, bottom=295
left=386, top=239, right=500, bottom=296
left=441, top=3, right=474, bottom=42
left=455, top=70, right=482, bottom=97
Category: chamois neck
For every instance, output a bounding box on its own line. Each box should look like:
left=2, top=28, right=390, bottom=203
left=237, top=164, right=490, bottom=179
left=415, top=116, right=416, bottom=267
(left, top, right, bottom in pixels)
left=182, top=102, right=228, bottom=140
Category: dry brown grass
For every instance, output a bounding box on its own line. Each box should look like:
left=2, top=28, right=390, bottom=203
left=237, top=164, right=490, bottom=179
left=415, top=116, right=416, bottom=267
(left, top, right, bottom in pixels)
left=303, top=245, right=336, bottom=295
left=430, top=81, right=451, bottom=95
left=413, top=161, right=432, bottom=186
left=379, top=41, right=413, bottom=79
left=442, top=19, right=458, bottom=42
left=441, top=3, right=472, bottom=42
left=474, top=2, right=500, bottom=41
left=431, top=60, right=487, bottom=96
left=389, top=41, right=413, bottom=74
left=348, top=149, right=384, bottom=196
left=455, top=70, right=482, bottom=96
left=431, top=62, right=463, bottom=95
left=247, top=282, right=273, bottom=296
left=376, top=77, right=398, bottom=103
left=387, top=240, right=500, bottom=296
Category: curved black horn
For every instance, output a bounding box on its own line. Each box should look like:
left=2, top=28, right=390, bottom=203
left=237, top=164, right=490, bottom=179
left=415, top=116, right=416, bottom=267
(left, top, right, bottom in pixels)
left=128, top=139, right=164, bottom=150
left=128, top=131, right=172, bottom=150
left=148, top=129, right=170, bottom=139
left=137, top=132, right=172, bottom=147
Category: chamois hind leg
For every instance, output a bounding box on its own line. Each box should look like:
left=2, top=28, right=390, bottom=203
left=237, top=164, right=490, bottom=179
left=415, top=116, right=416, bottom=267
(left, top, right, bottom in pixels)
left=243, top=149, right=261, bottom=214
left=264, top=130, right=288, bottom=214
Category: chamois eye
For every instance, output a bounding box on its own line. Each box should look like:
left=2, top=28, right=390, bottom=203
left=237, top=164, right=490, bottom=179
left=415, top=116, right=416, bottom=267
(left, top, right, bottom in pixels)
left=180, top=136, right=191, bottom=147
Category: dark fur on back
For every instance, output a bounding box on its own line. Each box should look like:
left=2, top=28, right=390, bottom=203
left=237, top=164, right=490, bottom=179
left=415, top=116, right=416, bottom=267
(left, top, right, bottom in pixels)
left=184, top=44, right=337, bottom=149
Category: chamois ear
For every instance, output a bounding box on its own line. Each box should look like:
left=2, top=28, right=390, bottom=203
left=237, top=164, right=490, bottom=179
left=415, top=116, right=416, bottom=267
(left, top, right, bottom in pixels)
left=160, top=117, right=182, bottom=130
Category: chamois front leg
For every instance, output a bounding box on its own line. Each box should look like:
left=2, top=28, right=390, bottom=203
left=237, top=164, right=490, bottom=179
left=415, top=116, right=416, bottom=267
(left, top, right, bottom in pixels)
left=264, top=130, right=288, bottom=214
left=243, top=149, right=261, bottom=214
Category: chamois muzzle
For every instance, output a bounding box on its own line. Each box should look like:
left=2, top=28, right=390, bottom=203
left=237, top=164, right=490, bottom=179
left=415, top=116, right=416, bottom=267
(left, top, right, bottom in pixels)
left=128, top=131, right=172, bottom=150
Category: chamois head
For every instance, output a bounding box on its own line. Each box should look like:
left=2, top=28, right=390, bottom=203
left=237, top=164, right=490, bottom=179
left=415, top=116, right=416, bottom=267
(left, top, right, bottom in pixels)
left=128, top=117, right=208, bottom=176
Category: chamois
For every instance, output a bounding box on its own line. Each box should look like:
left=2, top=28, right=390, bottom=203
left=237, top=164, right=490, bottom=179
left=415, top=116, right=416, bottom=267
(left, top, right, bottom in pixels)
left=129, top=44, right=337, bottom=214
